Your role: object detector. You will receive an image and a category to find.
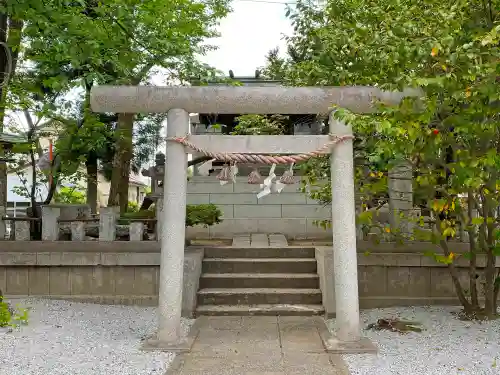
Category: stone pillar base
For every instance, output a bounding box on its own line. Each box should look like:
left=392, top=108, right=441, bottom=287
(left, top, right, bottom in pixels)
left=321, top=334, right=378, bottom=354
left=141, top=337, right=194, bottom=353
left=141, top=320, right=200, bottom=353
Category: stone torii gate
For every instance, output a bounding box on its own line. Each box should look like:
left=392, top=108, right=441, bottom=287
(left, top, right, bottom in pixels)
left=90, top=85, right=417, bottom=353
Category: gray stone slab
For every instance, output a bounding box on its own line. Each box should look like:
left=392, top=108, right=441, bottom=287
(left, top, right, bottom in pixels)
left=172, top=353, right=285, bottom=375
left=282, top=353, right=343, bottom=374
left=268, top=234, right=288, bottom=247
left=250, top=233, right=269, bottom=247
left=165, top=316, right=351, bottom=375
left=196, top=316, right=243, bottom=330
left=232, top=235, right=251, bottom=247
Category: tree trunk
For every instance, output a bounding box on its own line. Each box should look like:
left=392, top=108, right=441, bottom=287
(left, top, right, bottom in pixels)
left=0, top=16, right=23, bottom=207
left=108, top=113, right=134, bottom=214
left=466, top=193, right=480, bottom=309
left=481, top=191, right=496, bottom=317
left=439, top=238, right=472, bottom=312
left=86, top=153, right=98, bottom=214
left=493, top=269, right=500, bottom=314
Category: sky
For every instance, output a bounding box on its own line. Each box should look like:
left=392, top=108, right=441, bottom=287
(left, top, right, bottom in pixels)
left=151, top=0, right=294, bottom=84
left=202, top=0, right=293, bottom=75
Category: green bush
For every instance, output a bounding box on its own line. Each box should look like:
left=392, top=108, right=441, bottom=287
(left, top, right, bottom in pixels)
left=54, top=187, right=86, bottom=204
left=120, top=204, right=222, bottom=227
left=120, top=209, right=155, bottom=224
left=127, top=201, right=139, bottom=212
left=0, top=298, right=11, bottom=327
left=186, top=204, right=222, bottom=227
left=0, top=292, right=28, bottom=328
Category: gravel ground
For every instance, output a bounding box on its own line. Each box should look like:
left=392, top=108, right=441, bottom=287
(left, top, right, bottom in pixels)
left=0, top=298, right=194, bottom=375
left=329, top=306, right=500, bottom=375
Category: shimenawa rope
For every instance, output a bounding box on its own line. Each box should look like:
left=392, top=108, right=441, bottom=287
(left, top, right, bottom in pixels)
left=166, top=134, right=353, bottom=164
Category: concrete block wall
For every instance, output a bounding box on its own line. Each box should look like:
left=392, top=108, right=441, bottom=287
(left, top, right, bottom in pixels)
left=2, top=241, right=497, bottom=314
left=0, top=243, right=204, bottom=318
left=185, top=176, right=331, bottom=239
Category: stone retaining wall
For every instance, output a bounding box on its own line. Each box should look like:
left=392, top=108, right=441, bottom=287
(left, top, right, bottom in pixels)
left=2, top=241, right=497, bottom=315
left=186, top=176, right=331, bottom=239
left=0, top=244, right=204, bottom=318
left=316, top=242, right=499, bottom=317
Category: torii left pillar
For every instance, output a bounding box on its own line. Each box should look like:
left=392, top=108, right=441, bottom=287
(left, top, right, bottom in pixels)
left=143, top=108, right=191, bottom=351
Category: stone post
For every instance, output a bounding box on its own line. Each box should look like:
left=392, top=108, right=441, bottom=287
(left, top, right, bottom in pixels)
left=155, top=196, right=164, bottom=241
left=388, top=161, right=414, bottom=235
left=329, top=114, right=360, bottom=341
left=99, top=207, right=119, bottom=241
left=327, top=113, right=374, bottom=352
left=156, top=108, right=189, bottom=344
left=15, top=221, right=30, bottom=241
left=0, top=206, right=5, bottom=240
left=129, top=222, right=144, bottom=241
left=355, top=193, right=364, bottom=240
left=41, top=205, right=60, bottom=241
left=71, top=221, right=86, bottom=241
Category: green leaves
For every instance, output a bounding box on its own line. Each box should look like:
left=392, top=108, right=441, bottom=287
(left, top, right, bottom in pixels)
left=231, top=115, right=288, bottom=136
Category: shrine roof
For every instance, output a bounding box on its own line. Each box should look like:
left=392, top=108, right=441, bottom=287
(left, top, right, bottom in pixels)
left=0, top=132, right=29, bottom=145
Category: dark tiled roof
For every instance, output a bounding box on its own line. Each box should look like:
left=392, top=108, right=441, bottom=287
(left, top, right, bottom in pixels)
left=0, top=132, right=29, bottom=144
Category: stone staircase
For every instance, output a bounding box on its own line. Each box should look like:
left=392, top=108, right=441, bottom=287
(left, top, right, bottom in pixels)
left=195, top=235, right=324, bottom=316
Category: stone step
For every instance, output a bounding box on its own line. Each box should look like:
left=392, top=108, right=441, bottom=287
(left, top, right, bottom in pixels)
left=195, top=304, right=325, bottom=316
left=203, top=247, right=316, bottom=259
left=199, top=273, right=320, bottom=289
left=197, top=288, right=322, bottom=305
left=202, top=258, right=318, bottom=274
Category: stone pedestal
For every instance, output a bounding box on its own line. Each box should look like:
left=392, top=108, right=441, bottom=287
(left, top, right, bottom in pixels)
left=388, top=161, right=414, bottom=235
left=130, top=222, right=144, bottom=241
left=99, top=207, right=119, bottom=241
left=155, top=197, right=164, bottom=241
left=41, top=206, right=60, bottom=241
left=14, top=221, right=30, bottom=241
left=71, top=221, right=86, bottom=241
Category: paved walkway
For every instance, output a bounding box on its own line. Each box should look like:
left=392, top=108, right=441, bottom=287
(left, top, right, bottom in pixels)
left=167, top=316, right=350, bottom=375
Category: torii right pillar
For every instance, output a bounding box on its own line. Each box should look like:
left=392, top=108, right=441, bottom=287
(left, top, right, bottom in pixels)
left=327, top=112, right=377, bottom=353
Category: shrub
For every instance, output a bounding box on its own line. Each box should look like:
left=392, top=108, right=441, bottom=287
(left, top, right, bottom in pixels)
left=127, top=201, right=139, bottom=212
left=54, top=186, right=86, bottom=204
left=186, top=204, right=222, bottom=227
left=0, top=297, right=11, bottom=327
left=0, top=291, right=28, bottom=328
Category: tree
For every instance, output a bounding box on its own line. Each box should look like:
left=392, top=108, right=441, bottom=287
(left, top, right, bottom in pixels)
left=91, top=0, right=230, bottom=214
left=279, top=0, right=500, bottom=318
left=0, top=1, right=29, bottom=208
left=17, top=0, right=230, bottom=213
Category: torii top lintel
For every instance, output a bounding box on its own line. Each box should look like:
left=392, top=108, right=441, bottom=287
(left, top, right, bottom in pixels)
left=90, top=85, right=422, bottom=115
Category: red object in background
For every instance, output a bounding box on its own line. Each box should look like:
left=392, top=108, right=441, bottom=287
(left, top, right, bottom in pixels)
left=49, top=139, right=53, bottom=185
left=432, top=129, right=439, bottom=135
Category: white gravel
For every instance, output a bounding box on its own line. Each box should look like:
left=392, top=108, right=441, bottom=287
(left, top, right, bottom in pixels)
left=329, top=306, right=500, bottom=375
left=0, top=298, right=194, bottom=375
